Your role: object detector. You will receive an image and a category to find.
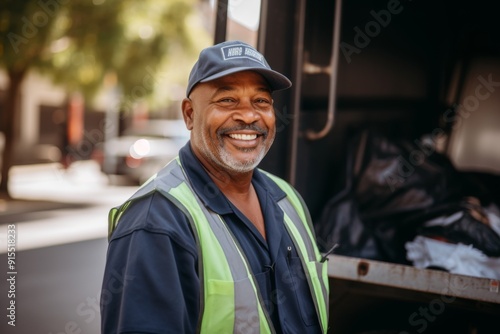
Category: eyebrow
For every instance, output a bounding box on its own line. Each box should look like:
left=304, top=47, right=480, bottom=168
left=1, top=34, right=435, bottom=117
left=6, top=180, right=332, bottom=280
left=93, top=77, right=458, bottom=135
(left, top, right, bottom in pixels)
left=210, top=85, right=272, bottom=99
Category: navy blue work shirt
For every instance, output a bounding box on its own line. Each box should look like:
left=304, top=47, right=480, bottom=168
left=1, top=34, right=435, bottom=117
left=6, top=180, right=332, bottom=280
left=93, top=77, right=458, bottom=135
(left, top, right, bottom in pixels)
left=101, top=143, right=323, bottom=334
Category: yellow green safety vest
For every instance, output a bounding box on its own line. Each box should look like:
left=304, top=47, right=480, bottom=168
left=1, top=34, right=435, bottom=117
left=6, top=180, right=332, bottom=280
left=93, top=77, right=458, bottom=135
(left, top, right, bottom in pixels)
left=108, top=158, right=329, bottom=333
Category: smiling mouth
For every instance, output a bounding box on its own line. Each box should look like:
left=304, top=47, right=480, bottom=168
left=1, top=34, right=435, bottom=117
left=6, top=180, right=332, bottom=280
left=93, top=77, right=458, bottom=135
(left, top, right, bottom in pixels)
left=228, top=133, right=258, bottom=140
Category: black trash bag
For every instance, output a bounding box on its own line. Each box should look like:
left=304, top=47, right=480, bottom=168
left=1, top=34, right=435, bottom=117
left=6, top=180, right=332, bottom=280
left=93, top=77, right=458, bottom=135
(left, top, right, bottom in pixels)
left=316, top=130, right=482, bottom=264
left=315, top=191, right=381, bottom=261
left=355, top=131, right=468, bottom=263
left=316, top=131, right=382, bottom=260
left=417, top=197, right=500, bottom=257
left=354, top=131, right=463, bottom=221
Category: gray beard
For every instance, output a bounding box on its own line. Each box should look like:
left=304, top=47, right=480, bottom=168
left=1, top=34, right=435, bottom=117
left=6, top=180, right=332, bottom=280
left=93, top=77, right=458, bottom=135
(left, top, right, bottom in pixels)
left=200, top=131, right=274, bottom=174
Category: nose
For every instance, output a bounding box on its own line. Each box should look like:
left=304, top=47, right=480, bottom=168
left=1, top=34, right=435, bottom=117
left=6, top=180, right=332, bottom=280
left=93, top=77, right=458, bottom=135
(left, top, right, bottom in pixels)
left=232, top=100, right=261, bottom=124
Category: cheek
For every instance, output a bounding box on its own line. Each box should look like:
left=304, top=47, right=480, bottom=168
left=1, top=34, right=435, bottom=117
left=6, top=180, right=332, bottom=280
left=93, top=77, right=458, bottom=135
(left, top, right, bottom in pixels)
left=195, top=113, right=224, bottom=143
left=207, top=111, right=233, bottom=132
left=193, top=112, right=212, bottom=131
left=264, top=112, right=276, bottom=132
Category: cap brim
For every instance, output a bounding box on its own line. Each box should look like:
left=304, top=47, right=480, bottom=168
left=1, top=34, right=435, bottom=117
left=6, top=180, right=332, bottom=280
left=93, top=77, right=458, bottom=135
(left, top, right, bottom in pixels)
left=200, top=67, right=292, bottom=92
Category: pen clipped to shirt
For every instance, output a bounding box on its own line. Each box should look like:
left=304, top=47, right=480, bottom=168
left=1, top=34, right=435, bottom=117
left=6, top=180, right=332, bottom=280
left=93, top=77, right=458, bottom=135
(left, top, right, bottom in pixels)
left=320, top=244, right=339, bottom=263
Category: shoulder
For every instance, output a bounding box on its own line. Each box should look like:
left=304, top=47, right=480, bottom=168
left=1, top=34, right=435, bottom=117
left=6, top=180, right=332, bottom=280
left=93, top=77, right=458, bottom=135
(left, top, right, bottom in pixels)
left=256, top=169, right=313, bottom=223
left=256, top=168, right=302, bottom=201
left=109, top=190, right=196, bottom=253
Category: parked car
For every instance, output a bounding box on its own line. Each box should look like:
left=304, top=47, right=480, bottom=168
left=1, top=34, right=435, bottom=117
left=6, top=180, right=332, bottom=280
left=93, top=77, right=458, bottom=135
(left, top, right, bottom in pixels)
left=99, top=119, right=189, bottom=184
left=0, top=132, right=62, bottom=168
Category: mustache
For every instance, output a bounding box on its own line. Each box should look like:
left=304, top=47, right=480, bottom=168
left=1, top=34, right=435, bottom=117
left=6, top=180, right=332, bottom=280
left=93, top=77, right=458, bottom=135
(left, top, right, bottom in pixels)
left=217, top=124, right=269, bottom=138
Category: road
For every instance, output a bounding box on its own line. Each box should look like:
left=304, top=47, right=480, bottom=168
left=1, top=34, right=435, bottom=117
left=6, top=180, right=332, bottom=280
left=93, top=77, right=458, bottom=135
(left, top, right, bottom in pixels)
left=0, top=162, right=138, bottom=334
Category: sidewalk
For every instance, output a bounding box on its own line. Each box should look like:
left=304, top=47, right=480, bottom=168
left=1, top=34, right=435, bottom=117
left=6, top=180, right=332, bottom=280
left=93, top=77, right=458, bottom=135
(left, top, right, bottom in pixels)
left=0, top=198, right=88, bottom=221
left=0, top=161, right=111, bottom=222
left=0, top=161, right=137, bottom=252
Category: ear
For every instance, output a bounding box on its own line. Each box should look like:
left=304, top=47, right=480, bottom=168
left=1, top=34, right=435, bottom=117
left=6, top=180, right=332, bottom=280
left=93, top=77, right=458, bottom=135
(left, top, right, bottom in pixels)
left=182, top=98, right=194, bottom=130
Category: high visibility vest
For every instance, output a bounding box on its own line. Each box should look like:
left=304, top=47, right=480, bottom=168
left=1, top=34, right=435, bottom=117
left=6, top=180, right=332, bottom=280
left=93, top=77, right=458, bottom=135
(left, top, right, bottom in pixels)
left=109, top=158, right=329, bottom=333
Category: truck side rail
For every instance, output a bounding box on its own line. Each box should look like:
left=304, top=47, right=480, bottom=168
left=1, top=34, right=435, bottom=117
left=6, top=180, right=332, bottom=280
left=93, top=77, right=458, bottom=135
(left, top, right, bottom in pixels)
left=327, top=254, right=500, bottom=305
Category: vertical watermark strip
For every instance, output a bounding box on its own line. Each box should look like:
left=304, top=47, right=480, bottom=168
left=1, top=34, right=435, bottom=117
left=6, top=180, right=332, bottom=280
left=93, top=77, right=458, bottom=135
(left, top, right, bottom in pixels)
left=6, top=224, right=17, bottom=327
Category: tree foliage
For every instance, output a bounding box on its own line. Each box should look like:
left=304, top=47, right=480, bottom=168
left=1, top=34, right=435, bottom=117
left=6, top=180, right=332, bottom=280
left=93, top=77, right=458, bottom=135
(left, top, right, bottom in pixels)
left=0, top=0, right=210, bottom=198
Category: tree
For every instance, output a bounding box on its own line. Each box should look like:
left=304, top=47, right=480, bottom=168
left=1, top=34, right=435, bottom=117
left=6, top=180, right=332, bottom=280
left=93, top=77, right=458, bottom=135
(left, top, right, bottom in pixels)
left=0, top=0, right=208, bottom=198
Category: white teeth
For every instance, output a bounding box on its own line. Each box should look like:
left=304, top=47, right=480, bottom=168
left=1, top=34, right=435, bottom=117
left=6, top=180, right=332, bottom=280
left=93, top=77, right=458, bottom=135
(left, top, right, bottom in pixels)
left=228, top=133, right=257, bottom=140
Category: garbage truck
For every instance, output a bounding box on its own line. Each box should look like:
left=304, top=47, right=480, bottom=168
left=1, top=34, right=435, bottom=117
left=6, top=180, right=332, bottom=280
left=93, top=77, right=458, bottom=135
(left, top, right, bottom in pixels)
left=215, top=0, right=500, bottom=332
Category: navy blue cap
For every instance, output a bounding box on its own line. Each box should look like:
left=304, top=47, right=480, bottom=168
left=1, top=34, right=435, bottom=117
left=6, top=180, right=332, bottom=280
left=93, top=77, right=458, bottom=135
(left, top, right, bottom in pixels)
left=186, top=40, right=292, bottom=96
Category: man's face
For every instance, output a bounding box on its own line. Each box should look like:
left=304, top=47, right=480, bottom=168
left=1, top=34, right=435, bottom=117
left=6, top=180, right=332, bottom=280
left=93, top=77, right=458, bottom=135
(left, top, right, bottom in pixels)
left=183, top=71, right=276, bottom=174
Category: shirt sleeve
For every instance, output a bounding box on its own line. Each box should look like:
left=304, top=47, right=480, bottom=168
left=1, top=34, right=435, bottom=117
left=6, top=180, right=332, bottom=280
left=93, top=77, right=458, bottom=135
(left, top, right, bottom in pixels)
left=100, top=194, right=200, bottom=334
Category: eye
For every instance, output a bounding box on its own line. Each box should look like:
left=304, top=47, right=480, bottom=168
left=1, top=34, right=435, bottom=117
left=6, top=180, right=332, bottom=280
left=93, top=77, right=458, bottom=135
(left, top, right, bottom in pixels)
left=254, top=97, right=272, bottom=108
left=217, top=97, right=236, bottom=104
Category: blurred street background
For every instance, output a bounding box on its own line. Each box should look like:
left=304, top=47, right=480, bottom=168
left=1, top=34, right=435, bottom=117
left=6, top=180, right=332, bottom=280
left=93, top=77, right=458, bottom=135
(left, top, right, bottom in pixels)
left=0, top=162, right=137, bottom=334
left=0, top=1, right=262, bottom=333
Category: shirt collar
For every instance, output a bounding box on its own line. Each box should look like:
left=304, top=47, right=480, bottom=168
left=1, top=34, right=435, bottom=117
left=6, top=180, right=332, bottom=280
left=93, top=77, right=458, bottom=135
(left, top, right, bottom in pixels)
left=178, top=142, right=286, bottom=214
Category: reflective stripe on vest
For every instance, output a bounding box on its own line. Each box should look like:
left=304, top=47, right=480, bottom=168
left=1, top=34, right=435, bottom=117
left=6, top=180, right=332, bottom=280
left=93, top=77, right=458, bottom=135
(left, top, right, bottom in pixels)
left=262, top=172, right=329, bottom=332
left=109, top=158, right=329, bottom=333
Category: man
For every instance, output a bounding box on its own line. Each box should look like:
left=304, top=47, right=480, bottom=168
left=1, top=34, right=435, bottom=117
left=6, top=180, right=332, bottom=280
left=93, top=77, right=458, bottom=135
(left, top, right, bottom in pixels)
left=101, top=40, right=329, bottom=334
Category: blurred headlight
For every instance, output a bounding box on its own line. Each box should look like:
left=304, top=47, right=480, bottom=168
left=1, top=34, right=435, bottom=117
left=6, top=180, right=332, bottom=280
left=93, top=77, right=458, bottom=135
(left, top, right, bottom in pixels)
left=130, top=139, right=151, bottom=159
